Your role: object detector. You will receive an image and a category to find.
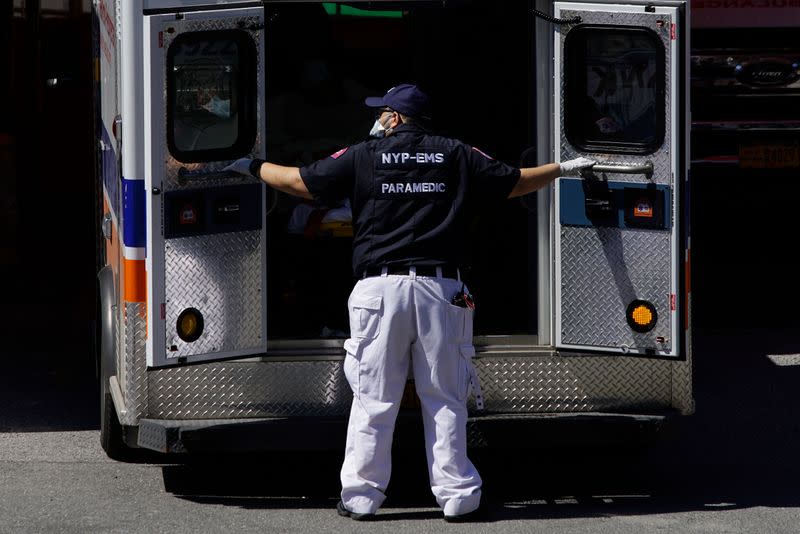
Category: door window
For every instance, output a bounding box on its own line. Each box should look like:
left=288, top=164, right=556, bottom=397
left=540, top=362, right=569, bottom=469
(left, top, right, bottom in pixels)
left=565, top=25, right=665, bottom=154
left=167, top=29, right=256, bottom=162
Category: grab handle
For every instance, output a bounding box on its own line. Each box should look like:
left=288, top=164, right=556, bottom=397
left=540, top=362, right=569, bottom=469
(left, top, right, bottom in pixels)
left=585, top=161, right=654, bottom=178
left=177, top=167, right=257, bottom=184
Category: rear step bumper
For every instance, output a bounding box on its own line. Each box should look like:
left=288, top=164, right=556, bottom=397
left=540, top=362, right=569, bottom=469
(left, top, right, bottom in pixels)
left=137, top=412, right=677, bottom=454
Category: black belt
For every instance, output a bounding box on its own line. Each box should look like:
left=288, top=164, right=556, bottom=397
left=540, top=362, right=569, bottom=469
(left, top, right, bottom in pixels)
left=363, top=265, right=460, bottom=279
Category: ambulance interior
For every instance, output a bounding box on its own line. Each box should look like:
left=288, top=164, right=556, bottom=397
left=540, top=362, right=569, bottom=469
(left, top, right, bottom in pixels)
left=259, top=2, right=540, bottom=342
left=161, top=0, right=673, bottom=352
left=168, top=1, right=670, bottom=347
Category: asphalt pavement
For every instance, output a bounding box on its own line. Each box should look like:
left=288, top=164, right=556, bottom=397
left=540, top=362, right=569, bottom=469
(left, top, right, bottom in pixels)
left=2, top=327, right=800, bottom=533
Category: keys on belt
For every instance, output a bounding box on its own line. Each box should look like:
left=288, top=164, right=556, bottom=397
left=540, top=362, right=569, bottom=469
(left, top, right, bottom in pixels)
left=450, top=283, right=475, bottom=310
left=363, top=265, right=460, bottom=279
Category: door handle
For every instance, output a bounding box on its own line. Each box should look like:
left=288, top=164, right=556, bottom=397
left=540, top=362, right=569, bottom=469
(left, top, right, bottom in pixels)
left=46, top=76, right=74, bottom=88
left=585, top=161, right=654, bottom=178
left=101, top=213, right=113, bottom=240
left=177, top=167, right=255, bottom=184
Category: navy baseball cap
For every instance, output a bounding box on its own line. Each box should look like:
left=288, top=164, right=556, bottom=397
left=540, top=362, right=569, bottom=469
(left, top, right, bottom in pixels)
left=365, top=84, right=430, bottom=119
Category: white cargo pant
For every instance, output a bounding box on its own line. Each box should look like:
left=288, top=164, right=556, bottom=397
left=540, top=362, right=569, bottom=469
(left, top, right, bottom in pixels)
left=340, top=268, right=481, bottom=516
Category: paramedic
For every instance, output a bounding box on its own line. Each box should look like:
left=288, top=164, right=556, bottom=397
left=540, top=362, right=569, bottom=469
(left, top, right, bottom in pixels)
left=225, top=84, right=594, bottom=522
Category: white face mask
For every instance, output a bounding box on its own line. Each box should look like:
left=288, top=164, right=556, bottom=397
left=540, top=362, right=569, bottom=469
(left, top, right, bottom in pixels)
left=369, top=119, right=386, bottom=138
left=369, top=113, right=393, bottom=138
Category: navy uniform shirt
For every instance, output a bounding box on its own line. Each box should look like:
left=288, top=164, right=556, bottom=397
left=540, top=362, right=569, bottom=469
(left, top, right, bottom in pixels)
left=299, top=123, right=521, bottom=277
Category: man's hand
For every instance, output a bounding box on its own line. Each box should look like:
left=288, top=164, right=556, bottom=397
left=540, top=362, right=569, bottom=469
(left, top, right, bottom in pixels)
left=223, top=157, right=262, bottom=178
left=224, top=158, right=312, bottom=199
left=559, top=157, right=596, bottom=177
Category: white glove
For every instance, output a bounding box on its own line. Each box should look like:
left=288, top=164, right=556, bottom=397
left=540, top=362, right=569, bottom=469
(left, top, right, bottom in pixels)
left=559, top=156, right=596, bottom=177
left=223, top=157, right=258, bottom=177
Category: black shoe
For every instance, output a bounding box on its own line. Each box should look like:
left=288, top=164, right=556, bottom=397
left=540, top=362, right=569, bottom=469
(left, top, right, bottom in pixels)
left=443, top=505, right=487, bottom=523
left=336, top=500, right=376, bottom=521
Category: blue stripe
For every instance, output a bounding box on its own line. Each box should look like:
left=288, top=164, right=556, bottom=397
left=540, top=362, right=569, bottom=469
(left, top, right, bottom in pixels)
left=122, top=178, right=146, bottom=248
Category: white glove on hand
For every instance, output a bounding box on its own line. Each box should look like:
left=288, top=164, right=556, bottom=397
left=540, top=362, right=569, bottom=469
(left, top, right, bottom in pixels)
left=559, top=157, right=596, bottom=177
left=223, top=157, right=257, bottom=177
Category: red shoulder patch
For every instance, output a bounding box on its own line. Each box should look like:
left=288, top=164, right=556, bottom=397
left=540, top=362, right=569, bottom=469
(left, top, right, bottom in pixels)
left=472, top=146, right=494, bottom=160
left=330, top=147, right=349, bottom=159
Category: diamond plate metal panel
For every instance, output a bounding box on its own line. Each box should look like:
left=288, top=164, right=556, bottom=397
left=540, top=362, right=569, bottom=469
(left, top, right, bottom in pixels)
left=560, top=227, right=672, bottom=350
left=559, top=10, right=673, bottom=186
left=472, top=355, right=672, bottom=412
left=138, top=352, right=682, bottom=420
left=137, top=419, right=186, bottom=454
left=671, top=355, right=692, bottom=414
left=555, top=8, right=680, bottom=355
left=160, top=15, right=264, bottom=193
left=671, top=295, right=694, bottom=414
left=114, top=300, right=123, bottom=396
left=121, top=303, right=148, bottom=425
left=164, top=231, right=263, bottom=359
left=148, top=361, right=351, bottom=419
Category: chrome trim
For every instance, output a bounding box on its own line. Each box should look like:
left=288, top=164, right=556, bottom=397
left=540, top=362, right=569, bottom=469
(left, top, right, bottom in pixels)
left=109, top=375, right=127, bottom=419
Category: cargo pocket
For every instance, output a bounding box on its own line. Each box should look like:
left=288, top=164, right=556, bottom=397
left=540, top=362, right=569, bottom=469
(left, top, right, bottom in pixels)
left=343, top=338, right=364, bottom=397
left=457, top=344, right=475, bottom=402
left=348, top=294, right=383, bottom=340
left=458, top=344, right=483, bottom=409
left=445, top=303, right=474, bottom=344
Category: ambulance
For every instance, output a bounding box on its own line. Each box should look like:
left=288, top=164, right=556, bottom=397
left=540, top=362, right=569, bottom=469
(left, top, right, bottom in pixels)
left=93, top=0, right=692, bottom=458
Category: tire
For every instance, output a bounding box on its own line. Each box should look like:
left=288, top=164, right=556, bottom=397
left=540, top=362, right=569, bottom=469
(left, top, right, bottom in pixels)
left=97, top=266, right=136, bottom=461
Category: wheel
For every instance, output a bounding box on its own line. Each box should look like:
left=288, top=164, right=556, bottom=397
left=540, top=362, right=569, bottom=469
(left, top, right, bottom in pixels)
left=97, top=266, right=136, bottom=461
left=100, top=376, right=134, bottom=460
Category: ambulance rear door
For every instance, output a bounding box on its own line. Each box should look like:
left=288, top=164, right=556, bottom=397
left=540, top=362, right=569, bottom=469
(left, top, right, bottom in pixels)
left=552, top=1, right=688, bottom=358
left=144, top=5, right=267, bottom=368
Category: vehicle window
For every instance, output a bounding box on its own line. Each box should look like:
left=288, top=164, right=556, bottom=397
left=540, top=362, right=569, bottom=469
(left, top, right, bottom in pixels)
left=565, top=26, right=665, bottom=154
left=167, top=30, right=256, bottom=162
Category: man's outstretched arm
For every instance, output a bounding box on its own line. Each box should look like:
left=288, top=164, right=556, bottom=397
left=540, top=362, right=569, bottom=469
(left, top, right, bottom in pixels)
left=508, top=157, right=595, bottom=199
left=225, top=158, right=313, bottom=199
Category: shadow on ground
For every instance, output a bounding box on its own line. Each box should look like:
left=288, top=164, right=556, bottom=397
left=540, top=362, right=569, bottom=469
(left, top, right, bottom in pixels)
left=157, top=442, right=800, bottom=522
left=156, top=325, right=800, bottom=520
left=4, top=325, right=800, bottom=522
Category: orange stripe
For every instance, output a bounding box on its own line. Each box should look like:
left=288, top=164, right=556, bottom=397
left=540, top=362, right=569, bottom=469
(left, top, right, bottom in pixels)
left=123, top=258, right=147, bottom=303
left=104, top=197, right=147, bottom=324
